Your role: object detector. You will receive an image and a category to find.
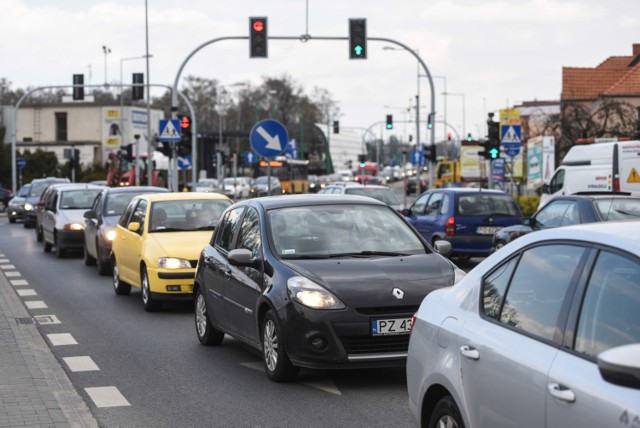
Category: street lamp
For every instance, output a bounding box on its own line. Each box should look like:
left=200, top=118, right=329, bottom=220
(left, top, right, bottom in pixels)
left=442, top=92, right=466, bottom=139
left=433, top=76, right=447, bottom=141
left=102, top=45, right=111, bottom=85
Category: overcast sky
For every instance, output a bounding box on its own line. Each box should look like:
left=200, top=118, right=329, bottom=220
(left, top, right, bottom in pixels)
left=2, top=0, right=639, bottom=143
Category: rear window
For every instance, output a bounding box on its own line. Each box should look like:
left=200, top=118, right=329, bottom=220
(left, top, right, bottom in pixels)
left=593, top=198, right=640, bottom=221
left=456, top=193, right=519, bottom=216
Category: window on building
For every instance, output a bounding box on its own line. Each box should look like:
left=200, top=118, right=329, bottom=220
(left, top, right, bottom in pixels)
left=55, top=112, right=68, bottom=141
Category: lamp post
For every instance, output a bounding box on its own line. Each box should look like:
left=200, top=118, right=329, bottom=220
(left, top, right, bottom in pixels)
left=216, top=82, right=247, bottom=185
left=443, top=92, right=466, bottom=139
left=102, top=46, right=111, bottom=85
left=433, top=76, right=447, bottom=142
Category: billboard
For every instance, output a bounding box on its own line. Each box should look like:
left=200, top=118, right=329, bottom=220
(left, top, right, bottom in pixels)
left=527, top=136, right=555, bottom=189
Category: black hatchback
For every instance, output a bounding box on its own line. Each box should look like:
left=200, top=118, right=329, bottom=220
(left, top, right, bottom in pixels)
left=193, top=194, right=465, bottom=381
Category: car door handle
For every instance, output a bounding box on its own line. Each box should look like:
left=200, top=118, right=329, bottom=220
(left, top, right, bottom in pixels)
left=460, top=345, right=480, bottom=360
left=204, top=256, right=213, bottom=265
left=223, top=268, right=232, bottom=277
left=547, top=383, right=575, bottom=402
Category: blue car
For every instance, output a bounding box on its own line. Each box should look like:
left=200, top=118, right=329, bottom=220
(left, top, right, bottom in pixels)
left=402, top=188, right=522, bottom=258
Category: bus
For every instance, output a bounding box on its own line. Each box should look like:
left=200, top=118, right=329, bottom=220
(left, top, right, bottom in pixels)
left=259, top=157, right=310, bottom=194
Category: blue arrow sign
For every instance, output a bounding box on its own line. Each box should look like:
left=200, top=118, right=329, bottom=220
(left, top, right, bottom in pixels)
left=16, top=157, right=26, bottom=170
left=177, top=155, right=192, bottom=170
left=411, top=150, right=422, bottom=166
left=284, top=139, right=298, bottom=159
left=250, top=119, right=288, bottom=158
left=244, top=152, right=256, bottom=164
left=501, top=124, right=522, bottom=157
left=159, top=119, right=182, bottom=142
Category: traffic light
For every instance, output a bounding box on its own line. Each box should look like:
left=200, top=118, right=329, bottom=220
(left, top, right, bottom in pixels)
left=488, top=140, right=501, bottom=160
left=467, top=133, right=472, bottom=142
left=333, top=120, right=339, bottom=134
left=249, top=17, right=268, bottom=58
left=348, top=18, right=367, bottom=59
left=120, top=144, right=133, bottom=162
left=386, top=114, right=393, bottom=130
left=132, top=73, right=144, bottom=100
left=72, top=74, right=84, bottom=100
left=478, top=140, right=491, bottom=160
left=488, top=119, right=500, bottom=143
left=179, top=115, right=192, bottom=154
left=447, top=132, right=452, bottom=141
left=486, top=115, right=501, bottom=160
left=427, top=113, right=434, bottom=130
left=358, top=154, right=366, bottom=168
left=424, top=144, right=437, bottom=163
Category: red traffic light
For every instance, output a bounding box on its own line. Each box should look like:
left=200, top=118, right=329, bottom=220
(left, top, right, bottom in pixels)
left=253, top=20, right=265, bottom=32
left=180, top=116, right=191, bottom=129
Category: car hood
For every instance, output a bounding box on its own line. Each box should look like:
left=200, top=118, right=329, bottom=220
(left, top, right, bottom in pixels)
left=147, top=231, right=212, bottom=261
left=282, top=254, right=453, bottom=307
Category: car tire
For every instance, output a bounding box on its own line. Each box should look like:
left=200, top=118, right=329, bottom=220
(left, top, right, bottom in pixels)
left=83, top=243, right=96, bottom=266
left=9, top=217, right=16, bottom=224
left=112, top=258, right=131, bottom=295
left=261, top=309, right=299, bottom=382
left=36, top=226, right=43, bottom=242
left=23, top=221, right=31, bottom=229
left=428, top=396, right=464, bottom=428
left=44, top=240, right=52, bottom=253
left=195, top=288, right=224, bottom=346
left=495, top=240, right=506, bottom=251
left=96, top=245, right=111, bottom=276
left=55, top=235, right=65, bottom=258
left=140, top=266, right=161, bottom=312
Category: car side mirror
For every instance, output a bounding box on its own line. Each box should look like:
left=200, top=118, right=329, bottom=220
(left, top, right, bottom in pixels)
left=402, top=208, right=412, bottom=216
left=127, top=222, right=141, bottom=233
left=84, top=210, right=96, bottom=220
left=433, top=240, right=452, bottom=256
left=542, top=183, right=549, bottom=194
left=228, top=248, right=259, bottom=268
left=597, top=344, right=640, bottom=389
left=522, top=217, right=531, bottom=226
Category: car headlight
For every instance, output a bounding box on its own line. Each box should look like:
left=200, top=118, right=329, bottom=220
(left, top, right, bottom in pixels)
left=24, top=203, right=34, bottom=211
left=104, top=228, right=117, bottom=241
left=453, top=266, right=466, bottom=284
left=287, top=276, right=345, bottom=310
left=63, top=223, right=85, bottom=231
left=158, top=257, right=191, bottom=269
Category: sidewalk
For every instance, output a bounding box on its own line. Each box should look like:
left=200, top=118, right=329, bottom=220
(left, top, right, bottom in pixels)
left=0, top=257, right=98, bottom=428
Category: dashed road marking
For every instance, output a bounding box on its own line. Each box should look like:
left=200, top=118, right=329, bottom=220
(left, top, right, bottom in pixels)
left=5, top=271, right=21, bottom=277
left=85, top=387, right=131, bottom=408
left=16, top=289, right=37, bottom=297
left=34, top=314, right=61, bottom=325
left=10, top=279, right=29, bottom=286
left=47, top=333, right=78, bottom=346
left=0, top=264, right=16, bottom=269
left=63, top=356, right=100, bottom=372
left=0, top=258, right=10, bottom=263
left=25, top=300, right=48, bottom=309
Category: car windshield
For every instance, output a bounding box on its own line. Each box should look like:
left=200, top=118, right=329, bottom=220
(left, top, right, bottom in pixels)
left=223, top=178, right=244, bottom=186
left=345, top=188, right=400, bottom=206
left=60, top=189, right=103, bottom=210
left=105, top=193, right=143, bottom=216
left=29, top=182, right=55, bottom=198
left=149, top=199, right=232, bottom=232
left=594, top=198, right=640, bottom=220
left=268, top=204, right=426, bottom=259
left=457, top=193, right=520, bottom=216
left=18, top=185, right=31, bottom=197
left=255, top=177, right=276, bottom=185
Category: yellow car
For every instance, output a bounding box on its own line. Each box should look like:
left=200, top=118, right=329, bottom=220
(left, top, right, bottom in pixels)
left=111, top=192, right=232, bottom=311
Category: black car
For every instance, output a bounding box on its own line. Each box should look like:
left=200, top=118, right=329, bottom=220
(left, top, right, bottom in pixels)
left=492, top=193, right=640, bottom=251
left=250, top=176, right=282, bottom=197
left=193, top=194, right=465, bottom=382
left=24, top=177, right=70, bottom=229
left=83, top=186, right=168, bottom=275
left=0, top=187, right=13, bottom=212
left=405, top=176, right=427, bottom=195
left=7, top=184, right=30, bottom=223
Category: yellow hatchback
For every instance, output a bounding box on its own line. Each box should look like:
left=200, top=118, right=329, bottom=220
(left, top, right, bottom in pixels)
left=111, top=192, right=232, bottom=311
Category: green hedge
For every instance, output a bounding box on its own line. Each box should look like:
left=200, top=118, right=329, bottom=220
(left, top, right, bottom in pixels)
left=514, top=195, right=540, bottom=217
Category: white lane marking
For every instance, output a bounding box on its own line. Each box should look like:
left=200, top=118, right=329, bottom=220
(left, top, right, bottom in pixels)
left=63, top=356, right=100, bottom=372
left=240, top=361, right=265, bottom=372
left=5, top=271, right=21, bottom=277
left=85, top=387, right=131, bottom=408
left=0, top=258, right=9, bottom=263
left=16, top=289, right=37, bottom=297
left=10, top=279, right=29, bottom=286
left=0, top=264, right=16, bottom=270
left=302, top=379, right=342, bottom=396
left=34, top=315, right=61, bottom=325
left=47, top=333, right=78, bottom=346
left=25, top=301, right=48, bottom=309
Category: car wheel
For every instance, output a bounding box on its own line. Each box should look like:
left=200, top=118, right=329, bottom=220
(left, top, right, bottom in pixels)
left=112, top=258, right=131, bottom=295
left=96, top=245, right=111, bottom=276
left=43, top=239, right=52, bottom=253
left=55, top=235, right=65, bottom=258
left=9, top=217, right=16, bottom=224
left=36, top=225, right=43, bottom=242
left=140, top=266, right=161, bottom=312
left=495, top=240, right=506, bottom=251
left=457, top=255, right=471, bottom=261
left=83, top=243, right=96, bottom=266
left=261, top=309, right=298, bottom=382
left=428, top=395, right=464, bottom=428
left=195, top=288, right=224, bottom=346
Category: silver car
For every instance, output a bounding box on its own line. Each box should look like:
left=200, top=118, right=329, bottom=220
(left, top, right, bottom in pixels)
left=407, top=221, right=640, bottom=428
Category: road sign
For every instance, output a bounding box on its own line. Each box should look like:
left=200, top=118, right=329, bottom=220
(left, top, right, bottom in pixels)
left=177, top=155, right=192, bottom=170
left=16, top=157, right=26, bottom=170
left=159, top=119, right=182, bottom=142
left=491, top=158, right=505, bottom=182
left=284, top=139, right=298, bottom=159
left=411, top=150, right=423, bottom=166
left=250, top=119, right=288, bottom=158
left=501, top=124, right=522, bottom=157
left=244, top=152, right=257, bottom=164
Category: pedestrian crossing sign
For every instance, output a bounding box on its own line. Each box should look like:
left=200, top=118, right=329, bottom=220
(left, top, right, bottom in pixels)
left=159, top=119, right=182, bottom=142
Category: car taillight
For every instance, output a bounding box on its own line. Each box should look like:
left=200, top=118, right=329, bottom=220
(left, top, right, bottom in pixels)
left=613, top=176, right=620, bottom=192
left=446, top=216, right=455, bottom=236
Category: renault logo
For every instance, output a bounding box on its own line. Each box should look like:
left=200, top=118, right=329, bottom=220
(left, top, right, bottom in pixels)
left=392, top=288, right=405, bottom=299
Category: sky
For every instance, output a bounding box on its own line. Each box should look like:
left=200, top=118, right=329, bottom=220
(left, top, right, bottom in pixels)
left=2, top=0, right=639, bottom=144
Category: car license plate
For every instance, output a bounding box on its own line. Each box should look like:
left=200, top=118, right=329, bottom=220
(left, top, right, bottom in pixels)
left=371, top=318, right=412, bottom=336
left=477, top=226, right=502, bottom=235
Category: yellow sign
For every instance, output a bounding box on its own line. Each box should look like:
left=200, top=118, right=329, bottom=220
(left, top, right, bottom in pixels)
left=105, top=136, right=121, bottom=146
left=105, top=109, right=121, bottom=119
left=499, top=108, right=521, bottom=125
left=627, top=168, right=640, bottom=183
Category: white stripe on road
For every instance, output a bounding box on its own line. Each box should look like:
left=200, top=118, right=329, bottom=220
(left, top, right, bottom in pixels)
left=63, top=356, right=100, bottom=372
left=25, top=300, right=47, bottom=309
left=10, top=279, right=28, bottom=286
left=240, top=361, right=342, bottom=395
left=5, top=271, right=21, bottom=277
left=0, top=258, right=9, bottom=263
left=47, top=333, right=78, bottom=346
left=85, top=387, right=130, bottom=407
left=34, top=315, right=61, bottom=325
left=16, top=289, right=37, bottom=297
left=0, top=264, right=16, bottom=270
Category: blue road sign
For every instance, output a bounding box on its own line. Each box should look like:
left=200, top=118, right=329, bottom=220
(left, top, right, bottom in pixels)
left=491, top=158, right=505, bottom=182
left=244, top=152, right=257, bottom=164
left=284, top=139, right=298, bottom=159
left=159, top=119, right=182, bottom=142
left=250, top=119, right=288, bottom=158
left=411, top=150, right=423, bottom=166
left=501, top=124, right=522, bottom=157
left=177, top=155, right=192, bottom=170
left=16, top=157, right=26, bottom=170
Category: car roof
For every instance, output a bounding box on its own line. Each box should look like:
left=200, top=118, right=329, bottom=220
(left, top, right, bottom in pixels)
left=30, top=177, right=69, bottom=183
left=100, top=186, right=168, bottom=195
left=508, top=221, right=640, bottom=254
left=248, top=194, right=388, bottom=210
left=133, top=191, right=231, bottom=203
left=326, top=183, right=389, bottom=189
left=52, top=183, right=106, bottom=192
left=428, top=187, right=507, bottom=194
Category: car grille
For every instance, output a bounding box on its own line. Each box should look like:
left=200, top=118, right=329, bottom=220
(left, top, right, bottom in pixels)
left=339, top=335, right=411, bottom=355
left=355, top=305, right=419, bottom=316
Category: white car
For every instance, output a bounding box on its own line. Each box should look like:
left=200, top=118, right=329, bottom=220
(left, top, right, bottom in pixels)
left=194, top=178, right=220, bottom=193
left=222, top=177, right=251, bottom=199
left=407, top=221, right=640, bottom=428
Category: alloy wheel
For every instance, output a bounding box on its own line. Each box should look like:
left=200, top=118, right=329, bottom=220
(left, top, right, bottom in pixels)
left=436, top=416, right=459, bottom=428
left=263, top=319, right=278, bottom=372
left=195, top=293, right=208, bottom=338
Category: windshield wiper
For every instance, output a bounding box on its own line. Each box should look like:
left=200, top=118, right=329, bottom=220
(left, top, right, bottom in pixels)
left=150, top=227, right=184, bottom=232
left=328, top=251, right=409, bottom=258
left=281, top=254, right=330, bottom=260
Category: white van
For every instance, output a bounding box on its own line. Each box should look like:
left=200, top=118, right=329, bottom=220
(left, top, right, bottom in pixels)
left=540, top=140, right=640, bottom=207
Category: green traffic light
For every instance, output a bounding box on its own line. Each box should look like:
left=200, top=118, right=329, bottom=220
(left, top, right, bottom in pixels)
left=489, top=148, right=500, bottom=159
left=386, top=124, right=393, bottom=129
left=467, top=133, right=472, bottom=142
left=427, top=123, right=433, bottom=129
left=354, top=45, right=363, bottom=56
